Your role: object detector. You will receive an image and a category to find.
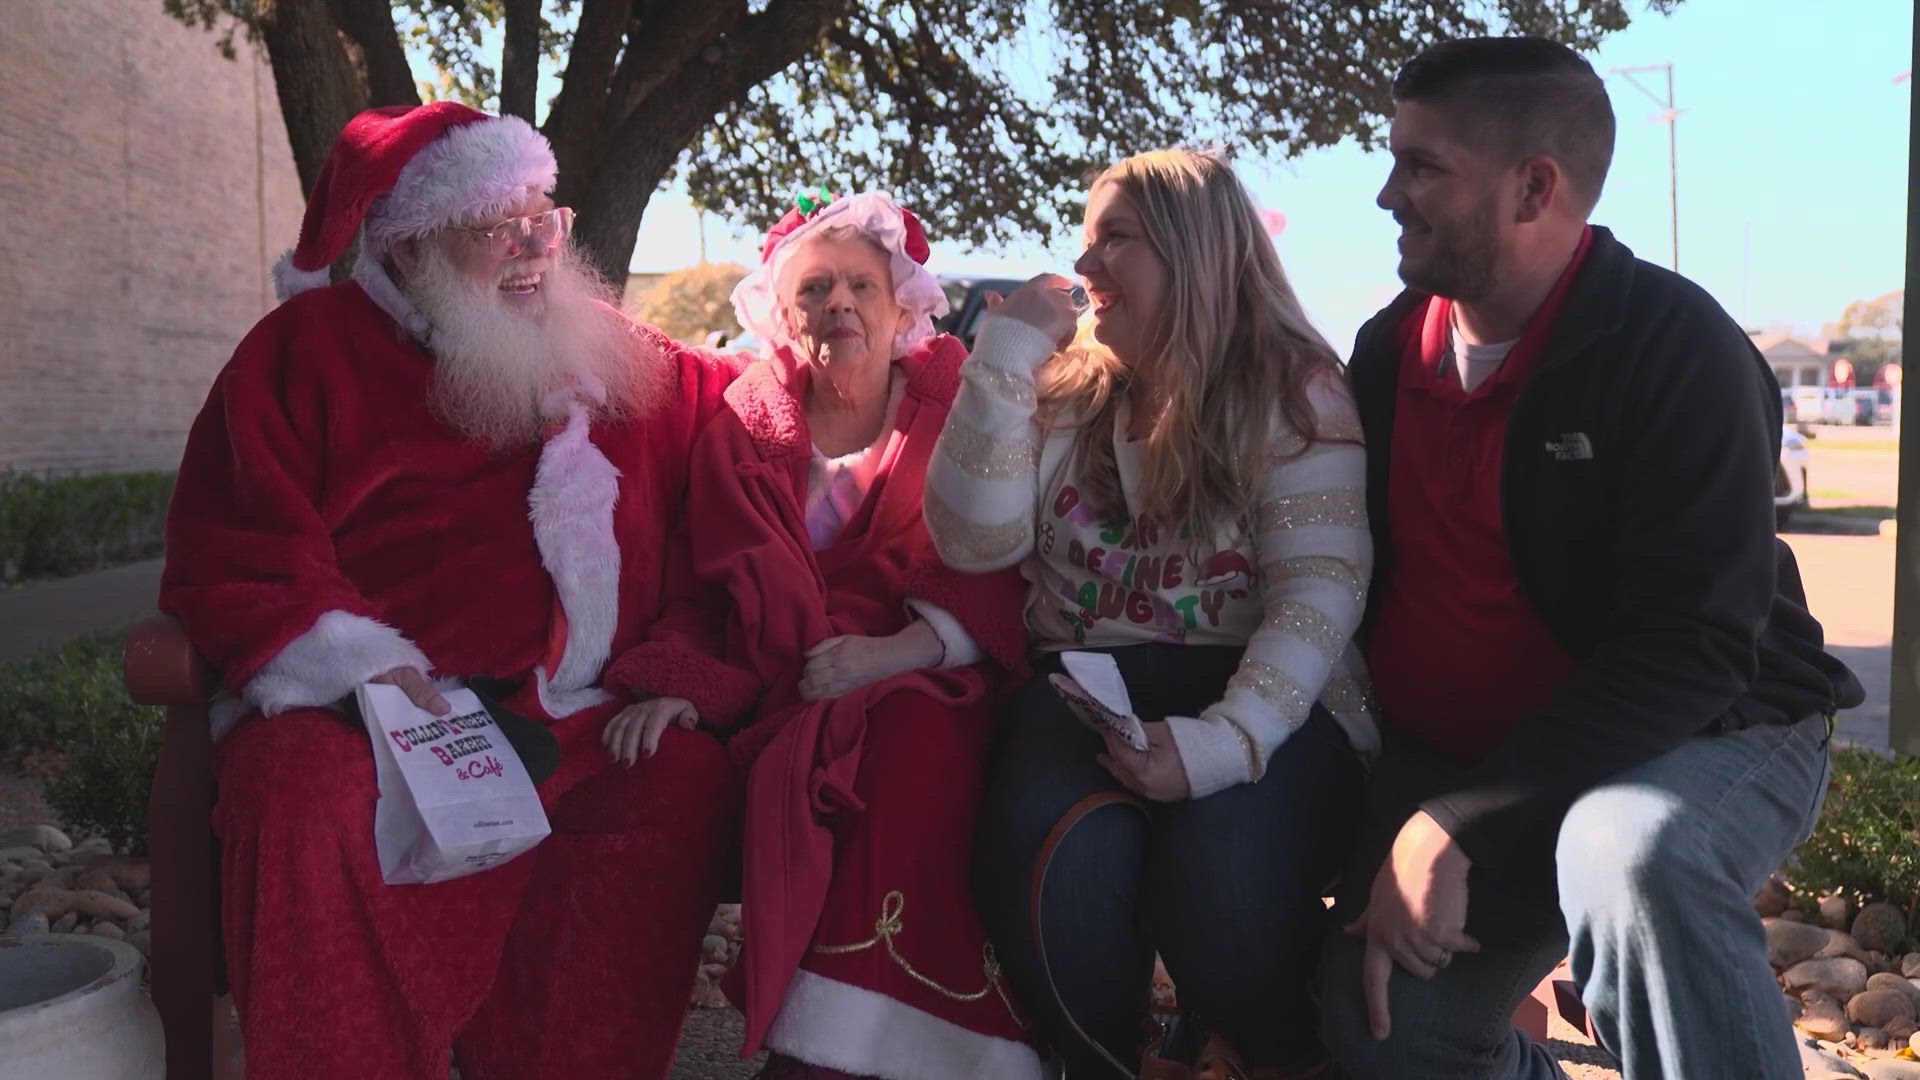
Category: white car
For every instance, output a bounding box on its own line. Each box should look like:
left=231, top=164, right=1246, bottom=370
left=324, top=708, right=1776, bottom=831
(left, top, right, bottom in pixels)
left=1776, top=426, right=1810, bottom=528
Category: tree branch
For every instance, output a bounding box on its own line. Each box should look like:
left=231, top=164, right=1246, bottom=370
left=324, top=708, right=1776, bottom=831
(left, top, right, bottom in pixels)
left=500, top=0, right=540, bottom=121
left=603, top=0, right=747, bottom=130
left=322, top=0, right=418, bottom=107
left=544, top=0, right=632, bottom=204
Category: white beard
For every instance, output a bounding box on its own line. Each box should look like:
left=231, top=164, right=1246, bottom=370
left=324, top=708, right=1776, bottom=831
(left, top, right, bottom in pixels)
left=404, top=242, right=663, bottom=449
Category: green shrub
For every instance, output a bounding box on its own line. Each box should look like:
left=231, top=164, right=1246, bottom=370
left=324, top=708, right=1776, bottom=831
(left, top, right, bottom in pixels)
left=0, top=470, right=175, bottom=583
left=0, top=626, right=161, bottom=855
left=1788, top=746, right=1920, bottom=939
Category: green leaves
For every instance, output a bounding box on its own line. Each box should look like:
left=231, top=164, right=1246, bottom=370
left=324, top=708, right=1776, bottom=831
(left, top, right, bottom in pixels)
left=1791, top=747, right=1920, bottom=935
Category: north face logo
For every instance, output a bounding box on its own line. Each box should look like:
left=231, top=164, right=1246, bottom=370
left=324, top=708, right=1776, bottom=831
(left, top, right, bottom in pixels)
left=1546, top=433, right=1594, bottom=461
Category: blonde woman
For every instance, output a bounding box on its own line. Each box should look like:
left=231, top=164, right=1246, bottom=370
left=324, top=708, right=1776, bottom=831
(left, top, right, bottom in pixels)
left=925, top=149, right=1375, bottom=1078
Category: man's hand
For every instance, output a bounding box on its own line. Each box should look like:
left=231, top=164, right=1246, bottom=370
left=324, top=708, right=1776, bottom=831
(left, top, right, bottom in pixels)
left=1096, top=720, right=1191, bottom=802
left=1343, top=810, right=1479, bottom=1040
left=603, top=697, right=699, bottom=765
left=372, top=666, right=449, bottom=715
left=798, top=621, right=945, bottom=701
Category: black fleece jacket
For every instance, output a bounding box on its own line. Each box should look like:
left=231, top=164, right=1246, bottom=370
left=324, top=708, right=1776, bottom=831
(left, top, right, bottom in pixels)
left=1348, top=225, right=1863, bottom=868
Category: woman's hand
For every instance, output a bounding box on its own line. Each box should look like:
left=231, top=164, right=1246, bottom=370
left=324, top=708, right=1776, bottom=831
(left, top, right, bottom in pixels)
left=1096, top=720, right=1191, bottom=802
left=603, top=696, right=699, bottom=765
left=989, top=273, right=1081, bottom=352
left=799, top=621, right=945, bottom=701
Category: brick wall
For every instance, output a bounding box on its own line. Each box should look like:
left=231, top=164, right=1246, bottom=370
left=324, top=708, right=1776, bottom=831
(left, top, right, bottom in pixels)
left=0, top=1, right=304, bottom=475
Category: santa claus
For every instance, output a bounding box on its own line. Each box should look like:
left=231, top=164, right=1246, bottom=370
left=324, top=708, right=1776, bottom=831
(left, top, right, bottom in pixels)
left=160, top=102, right=743, bottom=1080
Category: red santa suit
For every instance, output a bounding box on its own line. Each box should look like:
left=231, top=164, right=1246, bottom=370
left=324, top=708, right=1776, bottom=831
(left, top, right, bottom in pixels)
left=607, top=334, right=1042, bottom=1080
left=159, top=102, right=744, bottom=1080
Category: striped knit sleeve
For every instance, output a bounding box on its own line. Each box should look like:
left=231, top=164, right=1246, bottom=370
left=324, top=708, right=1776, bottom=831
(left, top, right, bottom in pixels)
left=1164, top=374, right=1372, bottom=798
left=923, top=315, right=1057, bottom=572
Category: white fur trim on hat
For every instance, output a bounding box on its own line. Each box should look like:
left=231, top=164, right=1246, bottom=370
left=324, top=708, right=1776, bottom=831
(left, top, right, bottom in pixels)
left=362, top=114, right=557, bottom=256
left=730, top=191, right=949, bottom=357
left=272, top=248, right=334, bottom=301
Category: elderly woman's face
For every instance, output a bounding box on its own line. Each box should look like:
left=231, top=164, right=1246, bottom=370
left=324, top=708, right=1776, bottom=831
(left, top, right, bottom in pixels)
left=777, top=233, right=910, bottom=367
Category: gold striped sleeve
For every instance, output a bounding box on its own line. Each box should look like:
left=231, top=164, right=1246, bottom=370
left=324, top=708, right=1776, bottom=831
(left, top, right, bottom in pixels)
left=1258, top=601, right=1351, bottom=663
left=923, top=488, right=1031, bottom=565
left=1258, top=555, right=1367, bottom=606
left=939, top=413, right=1039, bottom=481
left=1253, top=487, right=1367, bottom=532
left=963, top=362, right=1038, bottom=408
left=1229, top=659, right=1314, bottom=729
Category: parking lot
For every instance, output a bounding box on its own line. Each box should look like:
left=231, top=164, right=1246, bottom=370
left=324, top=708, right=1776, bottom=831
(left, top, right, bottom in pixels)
left=1781, top=423, right=1901, bottom=751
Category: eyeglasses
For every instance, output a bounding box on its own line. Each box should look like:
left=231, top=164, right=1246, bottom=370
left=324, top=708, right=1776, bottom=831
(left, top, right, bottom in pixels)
left=449, top=206, right=574, bottom=259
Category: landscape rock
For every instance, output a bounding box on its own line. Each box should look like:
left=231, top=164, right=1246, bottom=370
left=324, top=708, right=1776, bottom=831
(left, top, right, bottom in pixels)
left=1767, top=917, right=1833, bottom=968
left=1787, top=957, right=1872, bottom=1000
left=1849, top=988, right=1918, bottom=1030
left=1859, top=1026, right=1891, bottom=1050
left=1782, top=908, right=1808, bottom=922
left=1787, top=994, right=1805, bottom=1021
left=1861, top=1062, right=1920, bottom=1080
left=1883, top=1016, right=1917, bottom=1043
left=1798, top=993, right=1856, bottom=1042
left=1819, top=931, right=1875, bottom=963
left=50, top=912, right=78, bottom=934
left=1754, top=875, right=1793, bottom=917
left=1800, top=1036, right=1867, bottom=1079
left=128, top=930, right=151, bottom=957
left=0, top=846, right=43, bottom=863
left=88, top=922, right=125, bottom=941
left=73, top=869, right=118, bottom=894
left=0, top=825, right=72, bottom=853
left=127, top=910, right=149, bottom=932
left=1823, top=895, right=1856, bottom=930
left=73, top=837, right=113, bottom=855
left=1855, top=903, right=1910, bottom=955
left=1868, top=972, right=1920, bottom=1009
left=3, top=912, right=49, bottom=938
left=1903, top=953, right=1920, bottom=979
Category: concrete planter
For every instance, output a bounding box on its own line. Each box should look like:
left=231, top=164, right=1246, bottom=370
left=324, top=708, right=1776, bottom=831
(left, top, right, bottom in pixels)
left=0, top=935, right=163, bottom=1080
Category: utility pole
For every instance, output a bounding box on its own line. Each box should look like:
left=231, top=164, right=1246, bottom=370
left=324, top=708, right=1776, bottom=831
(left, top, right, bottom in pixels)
left=1611, top=63, right=1682, bottom=272
left=1890, top=11, right=1919, bottom=758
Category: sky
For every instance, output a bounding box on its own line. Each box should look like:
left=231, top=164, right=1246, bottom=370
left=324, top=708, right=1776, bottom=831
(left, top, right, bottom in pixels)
left=419, top=0, right=1914, bottom=352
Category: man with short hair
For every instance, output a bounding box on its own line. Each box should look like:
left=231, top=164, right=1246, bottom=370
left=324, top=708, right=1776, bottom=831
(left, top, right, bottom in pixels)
left=162, top=102, right=742, bottom=1079
left=1319, top=37, right=1862, bottom=1079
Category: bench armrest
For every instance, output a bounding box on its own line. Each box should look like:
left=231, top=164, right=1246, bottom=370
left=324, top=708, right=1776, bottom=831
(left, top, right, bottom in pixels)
left=124, top=614, right=214, bottom=706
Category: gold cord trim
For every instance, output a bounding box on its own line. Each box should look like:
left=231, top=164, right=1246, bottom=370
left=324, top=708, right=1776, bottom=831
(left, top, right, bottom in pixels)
left=811, top=890, right=1024, bottom=1022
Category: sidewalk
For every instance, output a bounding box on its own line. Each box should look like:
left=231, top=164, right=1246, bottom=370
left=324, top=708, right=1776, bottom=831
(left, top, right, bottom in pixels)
left=0, top=558, right=163, bottom=665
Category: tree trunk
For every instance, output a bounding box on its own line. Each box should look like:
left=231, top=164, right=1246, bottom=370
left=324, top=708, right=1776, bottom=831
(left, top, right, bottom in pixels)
left=570, top=0, right=851, bottom=284
left=254, top=0, right=371, bottom=194
left=500, top=0, right=540, bottom=123
left=324, top=0, right=419, bottom=108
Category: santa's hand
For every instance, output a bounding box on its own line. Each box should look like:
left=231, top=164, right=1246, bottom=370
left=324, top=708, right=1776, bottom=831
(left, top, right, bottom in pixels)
left=992, top=273, right=1081, bottom=353
left=799, top=622, right=944, bottom=701
left=372, top=667, right=449, bottom=716
left=603, top=697, right=699, bottom=765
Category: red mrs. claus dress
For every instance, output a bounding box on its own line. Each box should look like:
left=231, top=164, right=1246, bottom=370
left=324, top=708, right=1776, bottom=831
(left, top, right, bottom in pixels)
left=607, top=334, right=1042, bottom=1079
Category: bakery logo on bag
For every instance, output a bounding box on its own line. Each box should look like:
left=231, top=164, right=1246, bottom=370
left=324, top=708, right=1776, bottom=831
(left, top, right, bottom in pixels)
left=387, top=707, right=503, bottom=777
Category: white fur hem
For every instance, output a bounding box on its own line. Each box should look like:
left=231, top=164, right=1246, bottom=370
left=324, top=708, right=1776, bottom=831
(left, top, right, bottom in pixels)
left=765, top=970, right=1043, bottom=1080
left=271, top=249, right=332, bottom=302
left=533, top=666, right=613, bottom=719
left=350, top=251, right=432, bottom=341
left=239, top=610, right=431, bottom=724
left=903, top=600, right=984, bottom=668
left=530, top=403, right=622, bottom=694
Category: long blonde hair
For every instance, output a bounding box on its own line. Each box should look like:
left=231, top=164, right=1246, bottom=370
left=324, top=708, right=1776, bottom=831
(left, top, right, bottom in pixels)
left=1039, top=148, right=1343, bottom=537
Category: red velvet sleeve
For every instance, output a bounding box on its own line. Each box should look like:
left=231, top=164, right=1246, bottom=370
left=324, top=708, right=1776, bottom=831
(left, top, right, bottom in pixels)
left=902, top=554, right=1032, bottom=678
left=158, top=311, right=396, bottom=692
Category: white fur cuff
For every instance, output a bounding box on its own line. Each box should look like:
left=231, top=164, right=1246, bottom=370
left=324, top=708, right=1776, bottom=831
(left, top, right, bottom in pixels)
left=241, top=610, right=432, bottom=719
left=903, top=600, right=984, bottom=668
left=271, top=249, right=332, bottom=302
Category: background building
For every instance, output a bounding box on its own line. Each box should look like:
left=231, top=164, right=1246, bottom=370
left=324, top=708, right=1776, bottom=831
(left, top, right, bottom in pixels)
left=0, top=0, right=303, bottom=475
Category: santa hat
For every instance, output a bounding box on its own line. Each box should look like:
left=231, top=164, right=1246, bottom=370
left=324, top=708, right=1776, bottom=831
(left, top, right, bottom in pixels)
left=729, top=189, right=948, bottom=354
left=271, top=101, right=558, bottom=301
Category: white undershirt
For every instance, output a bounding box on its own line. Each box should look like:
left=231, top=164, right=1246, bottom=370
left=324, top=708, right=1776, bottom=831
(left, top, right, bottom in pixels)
left=1449, top=330, right=1518, bottom=393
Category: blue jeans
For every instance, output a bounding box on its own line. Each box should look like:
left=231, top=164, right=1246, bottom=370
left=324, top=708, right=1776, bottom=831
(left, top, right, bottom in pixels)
left=1319, top=714, right=1832, bottom=1080
left=972, top=645, right=1363, bottom=1077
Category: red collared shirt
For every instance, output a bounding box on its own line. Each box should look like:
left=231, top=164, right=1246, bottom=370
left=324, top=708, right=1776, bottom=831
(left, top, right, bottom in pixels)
left=1366, top=229, right=1593, bottom=762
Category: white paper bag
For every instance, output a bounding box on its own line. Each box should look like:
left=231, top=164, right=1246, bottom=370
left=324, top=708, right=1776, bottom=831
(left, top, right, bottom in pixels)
left=1050, top=651, right=1151, bottom=752
left=357, top=683, right=552, bottom=885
